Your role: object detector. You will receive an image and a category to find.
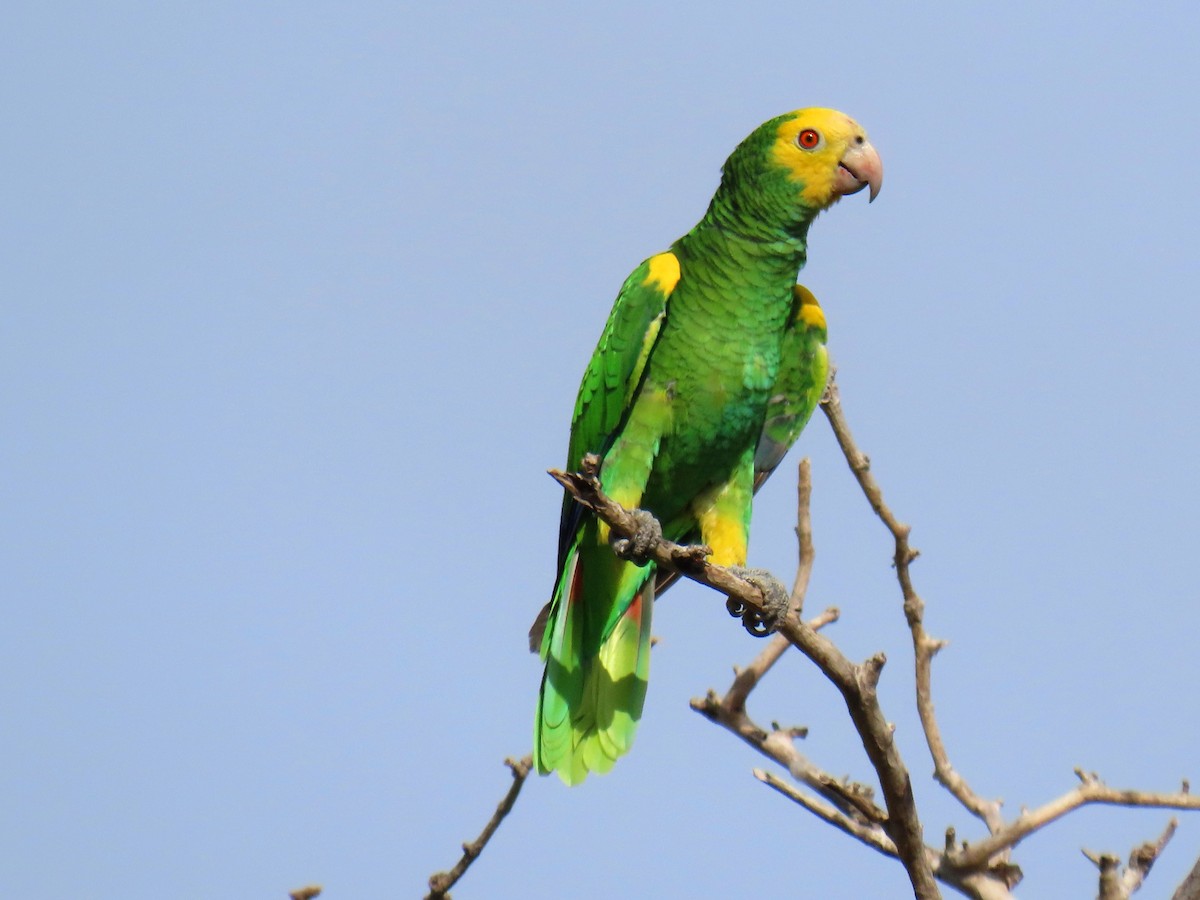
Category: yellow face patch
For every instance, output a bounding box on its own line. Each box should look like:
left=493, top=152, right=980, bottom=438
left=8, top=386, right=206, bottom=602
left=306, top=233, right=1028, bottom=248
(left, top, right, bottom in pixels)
left=642, top=251, right=681, bottom=294
left=770, top=108, right=868, bottom=208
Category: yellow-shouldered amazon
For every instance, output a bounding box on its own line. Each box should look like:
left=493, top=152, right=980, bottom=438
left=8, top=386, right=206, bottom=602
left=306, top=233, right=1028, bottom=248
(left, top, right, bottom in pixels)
left=533, top=108, right=882, bottom=785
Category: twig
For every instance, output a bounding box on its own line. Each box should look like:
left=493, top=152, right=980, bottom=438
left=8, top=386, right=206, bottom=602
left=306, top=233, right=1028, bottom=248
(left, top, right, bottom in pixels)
left=1085, top=818, right=1177, bottom=899
left=756, top=767, right=896, bottom=855
left=789, top=457, right=816, bottom=616
left=425, top=755, right=533, bottom=899
left=821, top=377, right=1004, bottom=834
left=723, top=458, right=820, bottom=713
left=756, top=769, right=1018, bottom=900
left=1172, top=847, right=1200, bottom=900
left=949, top=773, right=1199, bottom=872
left=692, top=606, right=875, bottom=823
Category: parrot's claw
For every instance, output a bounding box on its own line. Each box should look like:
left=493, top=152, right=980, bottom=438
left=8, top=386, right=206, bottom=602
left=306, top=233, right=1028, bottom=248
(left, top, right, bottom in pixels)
left=728, top=567, right=791, bottom=637
left=610, top=509, right=662, bottom=567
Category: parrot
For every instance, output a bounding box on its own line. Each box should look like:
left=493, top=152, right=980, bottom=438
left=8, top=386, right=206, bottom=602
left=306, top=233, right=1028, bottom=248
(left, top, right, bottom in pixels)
left=532, top=108, right=882, bottom=785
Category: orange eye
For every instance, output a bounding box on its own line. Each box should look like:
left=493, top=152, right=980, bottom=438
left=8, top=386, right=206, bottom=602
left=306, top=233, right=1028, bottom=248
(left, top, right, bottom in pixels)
left=796, top=129, right=821, bottom=150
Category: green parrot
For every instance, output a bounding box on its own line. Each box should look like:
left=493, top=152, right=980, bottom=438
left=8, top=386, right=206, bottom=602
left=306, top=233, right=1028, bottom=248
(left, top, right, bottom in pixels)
left=533, top=108, right=882, bottom=785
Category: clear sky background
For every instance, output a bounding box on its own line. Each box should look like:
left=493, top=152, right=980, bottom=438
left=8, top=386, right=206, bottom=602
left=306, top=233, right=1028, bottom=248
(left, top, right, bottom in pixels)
left=4, top=1, right=1199, bottom=897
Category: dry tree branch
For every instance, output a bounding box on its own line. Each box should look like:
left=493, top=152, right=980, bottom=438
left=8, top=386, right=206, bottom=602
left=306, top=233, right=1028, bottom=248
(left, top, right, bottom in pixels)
left=725, top=458, right=820, bottom=713
left=691, top=460, right=881, bottom=826
left=773, top=583, right=937, bottom=896
left=1085, top=817, right=1178, bottom=899
left=948, top=773, right=1199, bottom=872
left=425, top=755, right=533, bottom=900
left=756, top=767, right=1021, bottom=900
left=820, top=376, right=1003, bottom=834
left=693, top=452, right=1021, bottom=899
left=691, top=604, right=881, bottom=826
left=817, top=372, right=1199, bottom=892
left=756, top=766, right=896, bottom=855
left=789, top=455, right=817, bottom=616
left=552, top=455, right=942, bottom=899
left=427, top=376, right=1197, bottom=899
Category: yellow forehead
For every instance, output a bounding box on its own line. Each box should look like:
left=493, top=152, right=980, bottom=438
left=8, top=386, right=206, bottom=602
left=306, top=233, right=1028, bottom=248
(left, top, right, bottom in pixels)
left=771, top=108, right=867, bottom=206
left=778, top=108, right=863, bottom=146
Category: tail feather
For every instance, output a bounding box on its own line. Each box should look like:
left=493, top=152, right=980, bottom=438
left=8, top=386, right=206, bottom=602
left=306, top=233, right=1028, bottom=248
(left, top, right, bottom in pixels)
left=534, top=548, right=654, bottom=786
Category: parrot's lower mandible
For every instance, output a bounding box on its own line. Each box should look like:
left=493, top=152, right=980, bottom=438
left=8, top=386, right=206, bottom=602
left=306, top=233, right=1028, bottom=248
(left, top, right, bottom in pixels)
left=531, top=108, right=883, bottom=785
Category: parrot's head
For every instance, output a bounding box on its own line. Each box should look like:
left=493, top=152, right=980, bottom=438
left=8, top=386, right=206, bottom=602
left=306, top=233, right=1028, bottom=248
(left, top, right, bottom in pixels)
left=715, top=108, right=882, bottom=239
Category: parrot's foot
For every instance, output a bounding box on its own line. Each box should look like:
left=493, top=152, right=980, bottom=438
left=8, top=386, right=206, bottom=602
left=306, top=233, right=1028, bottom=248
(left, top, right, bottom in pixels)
left=726, top=567, right=791, bottom=637
left=610, top=509, right=662, bottom=567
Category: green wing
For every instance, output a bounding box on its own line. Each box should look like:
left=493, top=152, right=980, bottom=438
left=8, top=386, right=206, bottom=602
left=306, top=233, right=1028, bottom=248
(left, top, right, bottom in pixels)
left=532, top=251, right=680, bottom=784
left=565, top=254, right=675, bottom=473
left=553, top=252, right=676, bottom=563
left=752, top=283, right=829, bottom=488
left=529, top=251, right=676, bottom=648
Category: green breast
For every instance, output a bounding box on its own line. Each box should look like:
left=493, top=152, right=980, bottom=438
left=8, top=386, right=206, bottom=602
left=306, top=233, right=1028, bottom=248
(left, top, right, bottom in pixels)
left=637, top=224, right=804, bottom=521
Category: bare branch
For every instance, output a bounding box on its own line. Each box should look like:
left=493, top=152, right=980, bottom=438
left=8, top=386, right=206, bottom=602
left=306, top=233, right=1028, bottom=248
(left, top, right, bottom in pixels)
left=757, top=770, right=1020, bottom=900
left=1123, top=818, right=1178, bottom=895
left=789, top=457, right=816, bottom=616
left=950, top=775, right=1199, bottom=872
left=691, top=607, right=876, bottom=823
left=543, top=384, right=1198, bottom=898
left=553, top=453, right=939, bottom=897
left=821, top=376, right=1004, bottom=833
left=772, top=612, right=940, bottom=898
left=1085, top=818, right=1177, bottom=899
left=723, top=458, right=823, bottom=714
left=756, top=767, right=896, bottom=855
left=425, top=755, right=533, bottom=900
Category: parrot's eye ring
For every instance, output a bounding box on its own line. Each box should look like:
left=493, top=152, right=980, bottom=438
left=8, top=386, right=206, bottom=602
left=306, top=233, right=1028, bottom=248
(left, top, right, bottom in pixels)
left=796, top=129, right=822, bottom=150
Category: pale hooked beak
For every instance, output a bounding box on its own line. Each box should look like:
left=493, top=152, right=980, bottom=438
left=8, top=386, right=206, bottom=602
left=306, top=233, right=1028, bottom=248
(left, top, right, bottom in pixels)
left=834, top=138, right=883, bottom=202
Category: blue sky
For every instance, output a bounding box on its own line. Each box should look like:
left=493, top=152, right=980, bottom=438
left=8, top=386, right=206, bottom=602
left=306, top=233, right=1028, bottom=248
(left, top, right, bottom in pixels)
left=4, top=1, right=1199, bottom=897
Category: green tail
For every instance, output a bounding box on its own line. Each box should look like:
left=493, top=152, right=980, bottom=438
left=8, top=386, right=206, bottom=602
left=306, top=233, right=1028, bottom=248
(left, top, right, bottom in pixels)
left=534, top=537, right=654, bottom=785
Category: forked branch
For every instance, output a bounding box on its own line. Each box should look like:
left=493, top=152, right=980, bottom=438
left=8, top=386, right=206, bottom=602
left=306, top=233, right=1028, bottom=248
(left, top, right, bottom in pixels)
left=553, top=454, right=940, bottom=898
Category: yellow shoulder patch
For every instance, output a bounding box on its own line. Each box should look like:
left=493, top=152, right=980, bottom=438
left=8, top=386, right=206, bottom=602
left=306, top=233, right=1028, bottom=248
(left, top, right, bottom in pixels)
left=642, top=251, right=681, bottom=294
left=793, top=284, right=826, bottom=330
